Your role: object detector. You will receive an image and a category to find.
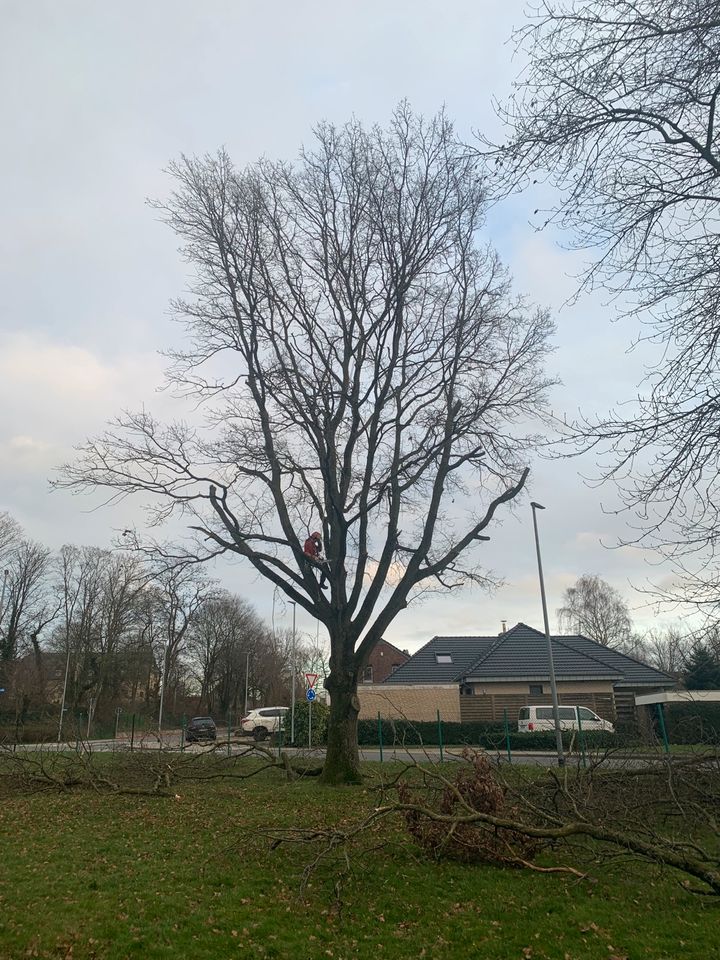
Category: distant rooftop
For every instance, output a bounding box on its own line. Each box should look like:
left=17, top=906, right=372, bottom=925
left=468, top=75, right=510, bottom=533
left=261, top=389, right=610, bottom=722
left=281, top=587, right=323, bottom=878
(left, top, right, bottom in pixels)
left=384, top=622, right=675, bottom=688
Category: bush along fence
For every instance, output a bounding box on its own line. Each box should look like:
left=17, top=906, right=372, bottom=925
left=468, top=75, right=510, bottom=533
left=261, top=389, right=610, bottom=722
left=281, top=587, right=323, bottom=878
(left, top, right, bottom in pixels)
left=354, top=704, right=720, bottom=759
left=357, top=717, right=619, bottom=754
left=663, top=702, right=720, bottom=745
left=2, top=702, right=718, bottom=754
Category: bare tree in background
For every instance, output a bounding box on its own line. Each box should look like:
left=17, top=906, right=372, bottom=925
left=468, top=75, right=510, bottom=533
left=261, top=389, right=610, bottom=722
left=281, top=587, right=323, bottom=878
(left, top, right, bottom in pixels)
left=0, top=513, right=23, bottom=656
left=186, top=595, right=229, bottom=715
left=145, top=566, right=215, bottom=722
left=557, top=574, right=634, bottom=649
left=187, top=593, right=268, bottom=716
left=251, top=628, right=297, bottom=709
left=90, top=552, right=146, bottom=714
left=58, top=107, right=554, bottom=783
left=0, top=511, right=21, bottom=564
left=485, top=1, right=720, bottom=603
left=51, top=547, right=146, bottom=717
left=0, top=539, right=55, bottom=723
left=0, top=540, right=53, bottom=664
left=643, top=625, right=689, bottom=676
left=51, top=546, right=107, bottom=713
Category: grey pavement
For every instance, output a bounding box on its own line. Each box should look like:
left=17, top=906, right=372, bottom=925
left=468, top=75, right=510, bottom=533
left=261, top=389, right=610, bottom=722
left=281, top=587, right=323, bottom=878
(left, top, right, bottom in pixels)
left=1, top=734, right=678, bottom=768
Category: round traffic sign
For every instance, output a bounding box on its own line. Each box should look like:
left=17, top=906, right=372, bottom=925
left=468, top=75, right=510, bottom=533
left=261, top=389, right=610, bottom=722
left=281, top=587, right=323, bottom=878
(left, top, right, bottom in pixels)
left=306, top=688, right=316, bottom=702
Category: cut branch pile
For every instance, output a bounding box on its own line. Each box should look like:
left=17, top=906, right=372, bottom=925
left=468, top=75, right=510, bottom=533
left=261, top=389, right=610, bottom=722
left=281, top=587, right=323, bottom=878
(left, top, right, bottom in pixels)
left=398, top=750, right=540, bottom=866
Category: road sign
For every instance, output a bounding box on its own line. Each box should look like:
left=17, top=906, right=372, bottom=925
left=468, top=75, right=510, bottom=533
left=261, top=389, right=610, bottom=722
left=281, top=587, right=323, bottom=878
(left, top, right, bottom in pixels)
left=306, top=688, right=316, bottom=702
left=305, top=673, right=319, bottom=689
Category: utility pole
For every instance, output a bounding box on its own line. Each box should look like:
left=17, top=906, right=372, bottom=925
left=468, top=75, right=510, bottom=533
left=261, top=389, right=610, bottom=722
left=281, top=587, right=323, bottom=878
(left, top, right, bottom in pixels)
left=57, top=641, right=71, bottom=743
left=158, top=641, right=169, bottom=734
left=86, top=696, right=95, bottom=739
left=289, top=600, right=296, bottom=744
left=530, top=502, right=565, bottom=767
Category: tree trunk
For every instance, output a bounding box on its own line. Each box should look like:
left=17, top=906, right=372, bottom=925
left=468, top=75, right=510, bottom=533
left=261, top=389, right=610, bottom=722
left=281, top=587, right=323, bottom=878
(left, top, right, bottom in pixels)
left=320, top=662, right=362, bottom=786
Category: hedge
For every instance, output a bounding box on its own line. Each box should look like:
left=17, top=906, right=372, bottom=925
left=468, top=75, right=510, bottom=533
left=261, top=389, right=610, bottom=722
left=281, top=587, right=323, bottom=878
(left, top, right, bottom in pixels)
left=356, top=718, right=620, bottom=751
left=663, top=703, right=720, bottom=745
left=288, top=701, right=329, bottom=745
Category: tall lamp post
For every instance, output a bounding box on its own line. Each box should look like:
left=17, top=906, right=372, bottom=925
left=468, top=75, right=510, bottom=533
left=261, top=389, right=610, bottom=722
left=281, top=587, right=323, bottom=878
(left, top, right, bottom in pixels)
left=57, top=640, right=72, bottom=744
left=158, top=640, right=169, bottom=735
left=288, top=600, right=297, bottom=744
left=530, top=502, right=565, bottom=767
left=0, top=569, right=10, bottom=713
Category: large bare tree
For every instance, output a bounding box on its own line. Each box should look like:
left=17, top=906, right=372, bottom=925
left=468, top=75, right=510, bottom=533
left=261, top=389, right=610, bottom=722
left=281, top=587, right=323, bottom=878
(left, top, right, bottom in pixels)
left=485, top=1, right=720, bottom=602
left=58, top=108, right=553, bottom=783
left=557, top=573, right=634, bottom=649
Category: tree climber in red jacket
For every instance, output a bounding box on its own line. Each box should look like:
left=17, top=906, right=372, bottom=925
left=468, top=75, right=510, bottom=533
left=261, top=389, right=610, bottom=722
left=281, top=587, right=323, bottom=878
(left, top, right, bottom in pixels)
left=303, top=530, right=329, bottom=590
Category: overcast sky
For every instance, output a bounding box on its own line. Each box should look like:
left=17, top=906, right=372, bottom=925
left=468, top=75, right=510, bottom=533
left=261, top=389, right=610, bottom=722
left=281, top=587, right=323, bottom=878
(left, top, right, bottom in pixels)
left=0, top=1, right=693, bottom=650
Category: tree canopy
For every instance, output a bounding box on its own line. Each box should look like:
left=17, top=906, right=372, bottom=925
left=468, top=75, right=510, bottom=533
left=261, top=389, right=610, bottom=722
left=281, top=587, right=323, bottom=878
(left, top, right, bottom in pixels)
left=683, top=643, right=720, bottom=690
left=557, top=574, right=633, bottom=649
left=486, top=0, right=720, bottom=604
left=59, top=107, right=554, bottom=782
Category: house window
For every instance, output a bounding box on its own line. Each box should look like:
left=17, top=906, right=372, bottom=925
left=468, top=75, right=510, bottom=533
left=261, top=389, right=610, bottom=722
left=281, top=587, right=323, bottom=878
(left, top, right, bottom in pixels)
left=362, top=665, right=373, bottom=683
left=435, top=653, right=453, bottom=664
left=529, top=684, right=543, bottom=696
left=391, top=663, right=400, bottom=673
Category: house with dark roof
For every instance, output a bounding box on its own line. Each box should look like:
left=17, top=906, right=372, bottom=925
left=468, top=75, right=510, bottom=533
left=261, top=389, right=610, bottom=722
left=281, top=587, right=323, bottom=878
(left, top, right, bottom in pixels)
left=356, top=622, right=675, bottom=725
left=360, top=638, right=410, bottom=685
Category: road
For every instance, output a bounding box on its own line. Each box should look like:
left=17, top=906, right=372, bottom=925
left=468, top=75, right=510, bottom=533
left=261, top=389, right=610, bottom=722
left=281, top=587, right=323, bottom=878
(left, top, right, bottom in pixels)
left=1, top=733, right=677, bottom=768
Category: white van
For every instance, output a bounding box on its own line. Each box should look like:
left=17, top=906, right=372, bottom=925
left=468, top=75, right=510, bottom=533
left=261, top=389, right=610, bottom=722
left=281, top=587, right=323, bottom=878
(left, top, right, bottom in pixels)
left=518, top=705, right=615, bottom=733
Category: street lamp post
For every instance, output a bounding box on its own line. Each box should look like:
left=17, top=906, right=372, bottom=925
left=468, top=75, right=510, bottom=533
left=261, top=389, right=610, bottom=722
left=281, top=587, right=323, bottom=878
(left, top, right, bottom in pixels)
left=530, top=502, right=565, bottom=767
left=289, top=601, right=297, bottom=744
left=0, top=570, right=8, bottom=711
left=158, top=641, right=169, bottom=735
left=57, top=641, right=72, bottom=744
left=243, top=650, right=250, bottom=716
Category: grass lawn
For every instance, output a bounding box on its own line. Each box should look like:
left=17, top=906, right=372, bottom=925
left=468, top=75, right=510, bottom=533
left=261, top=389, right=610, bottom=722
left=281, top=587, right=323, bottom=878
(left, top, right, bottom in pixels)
left=0, top=756, right=716, bottom=960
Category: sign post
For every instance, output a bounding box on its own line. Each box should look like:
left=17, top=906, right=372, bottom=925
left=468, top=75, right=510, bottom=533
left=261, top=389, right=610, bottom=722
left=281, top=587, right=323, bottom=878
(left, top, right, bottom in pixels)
left=305, top=674, right=319, bottom=749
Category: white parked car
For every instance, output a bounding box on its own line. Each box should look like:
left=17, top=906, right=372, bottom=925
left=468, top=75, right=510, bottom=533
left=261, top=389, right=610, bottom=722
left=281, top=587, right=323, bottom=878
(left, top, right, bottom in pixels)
left=518, top=705, right=615, bottom=733
left=239, top=707, right=289, bottom=741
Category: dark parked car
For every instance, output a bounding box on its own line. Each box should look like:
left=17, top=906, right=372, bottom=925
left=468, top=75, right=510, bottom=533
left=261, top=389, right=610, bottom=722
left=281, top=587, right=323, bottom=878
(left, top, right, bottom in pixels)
left=185, top=716, right=217, bottom=743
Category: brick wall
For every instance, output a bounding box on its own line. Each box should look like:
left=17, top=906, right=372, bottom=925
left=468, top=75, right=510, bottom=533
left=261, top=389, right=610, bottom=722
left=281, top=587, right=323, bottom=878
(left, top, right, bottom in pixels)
left=357, top=684, right=461, bottom=722
left=360, top=639, right=410, bottom=685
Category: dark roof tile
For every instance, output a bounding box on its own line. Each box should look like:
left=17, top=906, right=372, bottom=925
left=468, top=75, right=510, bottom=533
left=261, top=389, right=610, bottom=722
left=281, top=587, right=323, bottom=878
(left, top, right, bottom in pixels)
left=384, top=635, right=495, bottom=684
left=383, top=622, right=675, bottom=688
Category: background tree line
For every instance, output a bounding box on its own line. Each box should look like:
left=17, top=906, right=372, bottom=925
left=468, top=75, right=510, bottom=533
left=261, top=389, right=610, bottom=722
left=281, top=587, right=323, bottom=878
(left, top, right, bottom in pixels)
left=0, top=510, right=325, bottom=731
left=558, top=573, right=720, bottom=690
